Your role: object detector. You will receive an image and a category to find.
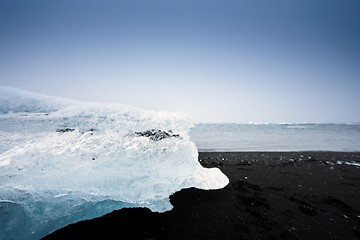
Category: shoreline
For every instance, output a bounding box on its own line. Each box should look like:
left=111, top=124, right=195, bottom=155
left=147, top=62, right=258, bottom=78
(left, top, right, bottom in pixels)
left=197, top=150, right=360, bottom=152
left=44, top=152, right=360, bottom=240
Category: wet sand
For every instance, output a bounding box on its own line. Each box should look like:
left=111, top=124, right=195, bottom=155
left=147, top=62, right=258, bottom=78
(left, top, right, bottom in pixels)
left=43, top=152, right=360, bottom=240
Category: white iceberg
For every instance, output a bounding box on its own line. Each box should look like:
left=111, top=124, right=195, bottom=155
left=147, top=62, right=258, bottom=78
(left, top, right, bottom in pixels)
left=0, top=87, right=229, bottom=240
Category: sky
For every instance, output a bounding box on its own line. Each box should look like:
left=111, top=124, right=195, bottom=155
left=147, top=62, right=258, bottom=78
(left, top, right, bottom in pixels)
left=1, top=0, right=359, bottom=123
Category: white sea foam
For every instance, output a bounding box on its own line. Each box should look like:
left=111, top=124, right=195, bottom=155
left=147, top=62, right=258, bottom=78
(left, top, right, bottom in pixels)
left=0, top=87, right=229, bottom=240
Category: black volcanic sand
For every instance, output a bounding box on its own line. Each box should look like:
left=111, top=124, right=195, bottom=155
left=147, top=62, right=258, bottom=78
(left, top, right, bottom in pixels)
left=43, top=152, right=360, bottom=240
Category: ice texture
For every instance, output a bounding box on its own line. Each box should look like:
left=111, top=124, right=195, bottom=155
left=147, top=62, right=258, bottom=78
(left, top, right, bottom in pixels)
left=0, top=87, right=229, bottom=240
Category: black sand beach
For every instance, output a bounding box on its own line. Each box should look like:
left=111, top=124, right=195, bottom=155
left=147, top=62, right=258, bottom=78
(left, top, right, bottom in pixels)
left=43, top=152, right=360, bottom=240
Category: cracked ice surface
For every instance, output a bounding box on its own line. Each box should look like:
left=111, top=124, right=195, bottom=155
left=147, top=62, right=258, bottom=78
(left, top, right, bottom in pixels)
left=0, top=87, right=229, bottom=240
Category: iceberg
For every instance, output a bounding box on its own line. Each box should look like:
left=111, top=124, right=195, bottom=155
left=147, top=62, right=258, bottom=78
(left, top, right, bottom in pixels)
left=0, top=87, right=229, bottom=240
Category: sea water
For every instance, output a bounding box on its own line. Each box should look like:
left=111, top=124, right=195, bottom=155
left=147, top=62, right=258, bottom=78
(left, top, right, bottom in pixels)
left=190, top=123, right=360, bottom=152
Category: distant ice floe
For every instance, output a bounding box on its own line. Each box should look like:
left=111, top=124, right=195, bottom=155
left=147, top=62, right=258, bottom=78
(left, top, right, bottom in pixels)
left=0, top=87, right=229, bottom=240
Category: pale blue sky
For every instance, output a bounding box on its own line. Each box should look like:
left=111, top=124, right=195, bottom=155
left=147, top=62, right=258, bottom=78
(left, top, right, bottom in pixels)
left=1, top=0, right=359, bottom=123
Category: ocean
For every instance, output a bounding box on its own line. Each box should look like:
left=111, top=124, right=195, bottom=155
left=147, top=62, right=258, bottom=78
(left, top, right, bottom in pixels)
left=189, top=123, right=360, bottom=152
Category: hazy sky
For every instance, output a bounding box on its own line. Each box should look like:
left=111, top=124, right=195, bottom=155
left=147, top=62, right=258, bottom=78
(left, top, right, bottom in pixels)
left=1, top=0, right=359, bottom=123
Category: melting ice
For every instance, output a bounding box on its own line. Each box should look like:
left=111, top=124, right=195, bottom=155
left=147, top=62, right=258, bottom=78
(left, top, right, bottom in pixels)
left=0, top=87, right=229, bottom=240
